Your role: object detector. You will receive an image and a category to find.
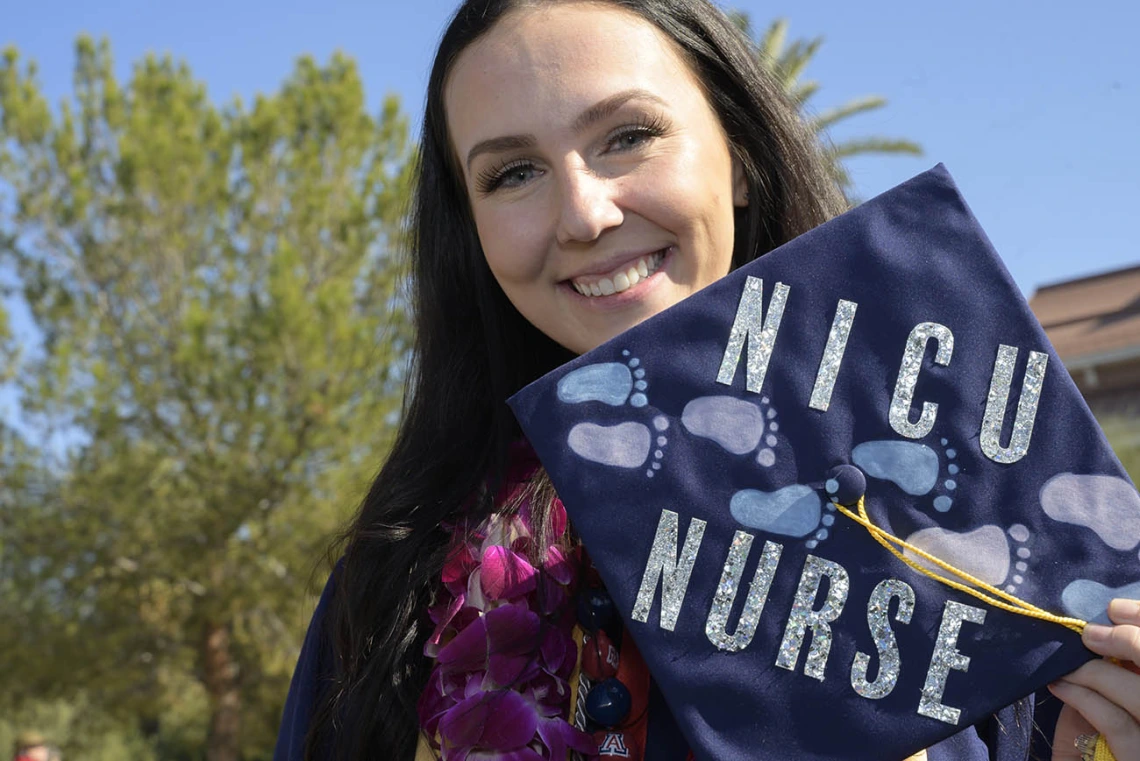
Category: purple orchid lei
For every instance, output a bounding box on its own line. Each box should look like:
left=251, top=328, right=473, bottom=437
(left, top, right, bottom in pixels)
left=417, top=454, right=599, bottom=761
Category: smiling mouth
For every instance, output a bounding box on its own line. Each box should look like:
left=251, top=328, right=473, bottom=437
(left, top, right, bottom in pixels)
left=569, top=249, right=667, bottom=297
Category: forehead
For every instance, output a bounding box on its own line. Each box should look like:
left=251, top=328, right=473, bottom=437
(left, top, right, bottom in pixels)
left=444, top=3, right=703, bottom=151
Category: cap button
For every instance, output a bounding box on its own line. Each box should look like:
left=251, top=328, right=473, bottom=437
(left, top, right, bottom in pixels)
left=826, top=464, right=866, bottom=506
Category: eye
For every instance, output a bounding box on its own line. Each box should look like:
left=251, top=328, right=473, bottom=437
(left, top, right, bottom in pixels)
left=476, top=160, right=542, bottom=194
left=604, top=115, right=668, bottom=153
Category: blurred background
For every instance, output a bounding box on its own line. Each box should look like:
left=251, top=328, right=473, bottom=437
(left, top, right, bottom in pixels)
left=1, top=0, right=1137, bottom=759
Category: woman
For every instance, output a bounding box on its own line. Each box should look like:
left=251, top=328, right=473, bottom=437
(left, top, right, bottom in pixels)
left=275, top=1, right=1140, bottom=759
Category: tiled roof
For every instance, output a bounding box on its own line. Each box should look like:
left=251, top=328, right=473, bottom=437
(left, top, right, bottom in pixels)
left=1029, top=264, right=1140, bottom=365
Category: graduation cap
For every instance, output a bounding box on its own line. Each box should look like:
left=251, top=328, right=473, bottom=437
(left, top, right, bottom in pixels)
left=507, top=165, right=1140, bottom=761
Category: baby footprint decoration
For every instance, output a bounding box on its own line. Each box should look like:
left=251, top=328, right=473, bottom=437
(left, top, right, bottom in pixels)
left=559, top=352, right=785, bottom=479
left=852, top=437, right=959, bottom=513
left=680, top=394, right=781, bottom=467
left=560, top=348, right=674, bottom=476
left=1063, top=580, right=1140, bottom=625
left=1040, top=473, right=1140, bottom=552
left=1041, top=472, right=1140, bottom=622
left=559, top=350, right=664, bottom=472
left=902, top=523, right=1035, bottom=595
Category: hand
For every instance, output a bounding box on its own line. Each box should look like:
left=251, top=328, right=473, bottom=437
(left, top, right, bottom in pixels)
left=1048, top=598, right=1140, bottom=760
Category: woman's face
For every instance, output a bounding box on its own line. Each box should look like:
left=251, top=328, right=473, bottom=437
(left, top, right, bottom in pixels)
left=445, top=2, right=746, bottom=354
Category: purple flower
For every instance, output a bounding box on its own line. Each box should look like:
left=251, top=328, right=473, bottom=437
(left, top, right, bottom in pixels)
left=437, top=603, right=543, bottom=687
left=480, top=546, right=538, bottom=601
left=439, top=691, right=538, bottom=753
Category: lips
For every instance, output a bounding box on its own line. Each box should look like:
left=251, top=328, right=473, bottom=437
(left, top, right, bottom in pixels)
left=569, top=249, right=667, bottom=297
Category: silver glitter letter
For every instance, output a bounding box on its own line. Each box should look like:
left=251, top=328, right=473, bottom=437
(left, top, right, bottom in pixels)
left=850, top=579, right=915, bottom=700
left=918, top=600, right=987, bottom=725
left=980, top=345, right=1048, bottom=464
left=632, top=509, right=707, bottom=631
left=889, top=322, right=954, bottom=439
left=705, top=534, right=783, bottom=652
left=775, top=555, right=850, bottom=680
left=716, top=277, right=790, bottom=394
left=809, top=299, right=858, bottom=411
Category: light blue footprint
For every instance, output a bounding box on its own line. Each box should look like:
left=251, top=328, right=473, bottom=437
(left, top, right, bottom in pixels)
left=1062, top=579, right=1140, bottom=625
left=853, top=439, right=960, bottom=512
left=557, top=362, right=645, bottom=407
left=730, top=485, right=823, bottom=539
left=852, top=441, right=939, bottom=495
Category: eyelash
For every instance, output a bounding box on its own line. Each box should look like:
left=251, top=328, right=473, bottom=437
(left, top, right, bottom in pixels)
left=475, top=114, right=669, bottom=194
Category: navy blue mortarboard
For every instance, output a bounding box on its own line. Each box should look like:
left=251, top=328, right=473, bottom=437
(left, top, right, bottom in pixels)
left=507, top=165, right=1140, bottom=760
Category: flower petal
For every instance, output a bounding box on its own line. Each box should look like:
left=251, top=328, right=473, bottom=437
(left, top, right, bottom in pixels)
left=480, top=691, right=540, bottom=750
left=543, top=545, right=575, bottom=585
left=481, top=546, right=538, bottom=600
left=417, top=668, right=456, bottom=736
left=537, top=716, right=598, bottom=759
left=466, top=748, right=545, bottom=761
left=549, top=498, right=568, bottom=541
left=439, top=691, right=539, bottom=753
left=437, top=604, right=540, bottom=676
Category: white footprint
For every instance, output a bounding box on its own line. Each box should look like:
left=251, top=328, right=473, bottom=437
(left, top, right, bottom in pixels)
left=901, top=522, right=1032, bottom=595
left=1040, top=472, right=1140, bottom=551
left=681, top=394, right=780, bottom=468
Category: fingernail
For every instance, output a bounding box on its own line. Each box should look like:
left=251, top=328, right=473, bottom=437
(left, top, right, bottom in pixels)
left=1108, top=598, right=1140, bottom=620
left=1083, top=623, right=1111, bottom=643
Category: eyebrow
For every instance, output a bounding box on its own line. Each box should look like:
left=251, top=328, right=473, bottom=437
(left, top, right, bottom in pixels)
left=464, top=88, right=668, bottom=172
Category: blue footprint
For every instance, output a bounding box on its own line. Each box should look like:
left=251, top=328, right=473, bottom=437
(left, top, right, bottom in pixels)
left=730, top=485, right=822, bottom=538
left=852, top=438, right=959, bottom=512
left=1062, top=579, right=1140, bottom=625
left=560, top=351, right=663, bottom=475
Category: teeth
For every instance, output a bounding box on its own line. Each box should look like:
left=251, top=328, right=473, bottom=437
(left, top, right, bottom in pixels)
left=572, top=250, right=665, bottom=297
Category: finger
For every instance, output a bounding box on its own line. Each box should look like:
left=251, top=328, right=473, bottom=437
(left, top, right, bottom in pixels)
left=1108, top=598, right=1140, bottom=626
left=1051, top=704, right=1096, bottom=761
left=1061, top=659, right=1140, bottom=725
left=1049, top=679, right=1140, bottom=760
left=1082, top=620, right=1140, bottom=667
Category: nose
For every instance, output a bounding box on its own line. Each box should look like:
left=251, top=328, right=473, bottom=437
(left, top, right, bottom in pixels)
left=555, top=166, right=624, bottom=245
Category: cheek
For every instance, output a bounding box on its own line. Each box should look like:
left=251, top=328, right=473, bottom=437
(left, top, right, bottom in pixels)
left=474, top=205, right=549, bottom=285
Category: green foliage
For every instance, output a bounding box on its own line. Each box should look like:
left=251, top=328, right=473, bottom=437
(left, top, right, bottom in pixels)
left=0, top=696, right=157, bottom=761
left=0, top=36, right=413, bottom=759
left=1102, top=416, right=1140, bottom=483
left=729, top=12, right=923, bottom=192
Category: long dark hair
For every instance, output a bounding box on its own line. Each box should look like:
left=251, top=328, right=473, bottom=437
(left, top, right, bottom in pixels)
left=306, top=1, right=846, bottom=758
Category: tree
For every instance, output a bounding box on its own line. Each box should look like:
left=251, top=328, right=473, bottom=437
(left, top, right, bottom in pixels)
left=0, top=37, right=414, bottom=760
left=730, top=13, right=923, bottom=192
left=1102, top=416, right=1140, bottom=483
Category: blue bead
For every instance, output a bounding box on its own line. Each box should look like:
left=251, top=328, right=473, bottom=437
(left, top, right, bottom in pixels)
left=576, top=587, right=615, bottom=631
left=585, top=678, right=631, bottom=728
left=826, top=464, right=866, bottom=506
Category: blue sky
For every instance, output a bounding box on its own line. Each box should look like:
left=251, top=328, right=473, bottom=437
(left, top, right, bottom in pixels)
left=3, top=0, right=1137, bottom=298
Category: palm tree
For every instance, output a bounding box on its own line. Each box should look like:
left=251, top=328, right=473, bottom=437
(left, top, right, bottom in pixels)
left=730, top=13, right=923, bottom=194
